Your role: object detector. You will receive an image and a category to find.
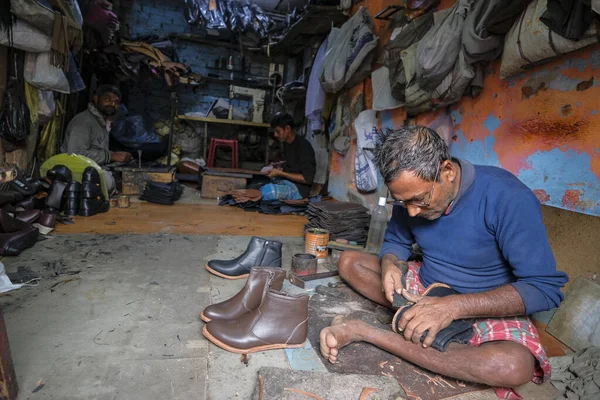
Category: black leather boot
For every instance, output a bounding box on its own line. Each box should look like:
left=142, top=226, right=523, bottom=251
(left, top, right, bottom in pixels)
left=205, top=237, right=282, bottom=279
left=45, top=165, right=72, bottom=213
left=79, top=167, right=109, bottom=217
left=63, top=181, right=81, bottom=216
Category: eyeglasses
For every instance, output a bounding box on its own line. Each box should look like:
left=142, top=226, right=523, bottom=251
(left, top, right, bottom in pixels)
left=391, top=163, right=441, bottom=208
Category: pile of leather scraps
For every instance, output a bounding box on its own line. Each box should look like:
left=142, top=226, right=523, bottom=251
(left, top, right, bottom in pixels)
left=550, top=346, right=600, bottom=399
left=305, top=201, right=370, bottom=243
left=219, top=189, right=262, bottom=211
left=139, top=181, right=184, bottom=205
left=218, top=191, right=326, bottom=215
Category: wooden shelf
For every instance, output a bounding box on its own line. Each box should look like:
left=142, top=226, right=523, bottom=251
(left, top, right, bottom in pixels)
left=268, top=5, right=347, bottom=55
left=177, top=115, right=270, bottom=128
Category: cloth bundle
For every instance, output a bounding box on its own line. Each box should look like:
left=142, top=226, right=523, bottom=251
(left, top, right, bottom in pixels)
left=305, top=202, right=370, bottom=244
left=139, top=181, right=184, bottom=205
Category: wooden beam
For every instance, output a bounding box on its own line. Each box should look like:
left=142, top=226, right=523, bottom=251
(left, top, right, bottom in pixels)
left=0, top=306, right=18, bottom=400
left=178, top=115, right=271, bottom=128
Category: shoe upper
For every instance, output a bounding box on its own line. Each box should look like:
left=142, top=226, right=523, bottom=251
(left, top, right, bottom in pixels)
left=203, top=267, right=286, bottom=321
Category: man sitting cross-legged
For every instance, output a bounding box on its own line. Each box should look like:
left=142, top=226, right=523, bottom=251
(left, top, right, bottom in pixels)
left=319, top=126, right=568, bottom=396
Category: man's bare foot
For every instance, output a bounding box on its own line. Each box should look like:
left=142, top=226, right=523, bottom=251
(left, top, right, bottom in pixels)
left=319, top=316, right=368, bottom=364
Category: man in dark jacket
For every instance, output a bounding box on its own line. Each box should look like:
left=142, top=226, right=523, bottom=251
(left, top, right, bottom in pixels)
left=261, top=113, right=316, bottom=200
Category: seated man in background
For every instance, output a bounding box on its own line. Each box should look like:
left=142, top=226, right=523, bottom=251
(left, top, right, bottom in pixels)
left=61, top=85, right=133, bottom=194
left=319, top=126, right=568, bottom=396
left=261, top=113, right=316, bottom=200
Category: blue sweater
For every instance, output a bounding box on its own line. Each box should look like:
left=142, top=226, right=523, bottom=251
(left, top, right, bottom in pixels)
left=380, top=164, right=568, bottom=315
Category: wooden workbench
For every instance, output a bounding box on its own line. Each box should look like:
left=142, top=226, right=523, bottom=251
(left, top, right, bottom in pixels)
left=177, top=115, right=271, bottom=164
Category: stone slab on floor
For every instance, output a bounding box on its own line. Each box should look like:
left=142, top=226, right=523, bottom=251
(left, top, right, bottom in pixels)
left=252, top=366, right=406, bottom=399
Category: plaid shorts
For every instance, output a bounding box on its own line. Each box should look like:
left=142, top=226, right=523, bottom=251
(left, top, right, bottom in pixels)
left=260, top=179, right=302, bottom=201
left=404, top=262, right=550, bottom=400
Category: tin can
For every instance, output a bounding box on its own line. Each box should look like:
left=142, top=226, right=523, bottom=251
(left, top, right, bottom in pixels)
left=117, top=195, right=130, bottom=208
left=304, top=228, right=330, bottom=263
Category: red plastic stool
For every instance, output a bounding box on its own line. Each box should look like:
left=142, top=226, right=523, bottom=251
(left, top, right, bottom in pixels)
left=207, top=138, right=239, bottom=168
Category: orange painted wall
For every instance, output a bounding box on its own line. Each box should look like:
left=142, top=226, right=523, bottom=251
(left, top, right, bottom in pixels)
left=329, top=0, right=600, bottom=216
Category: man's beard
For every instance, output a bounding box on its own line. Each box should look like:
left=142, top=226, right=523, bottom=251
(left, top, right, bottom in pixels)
left=99, top=105, right=116, bottom=116
left=419, top=189, right=455, bottom=220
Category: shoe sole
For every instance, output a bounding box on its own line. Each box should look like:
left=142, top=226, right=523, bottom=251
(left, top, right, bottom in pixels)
left=202, top=325, right=305, bottom=354
left=199, top=311, right=211, bottom=323
left=204, top=264, right=249, bottom=280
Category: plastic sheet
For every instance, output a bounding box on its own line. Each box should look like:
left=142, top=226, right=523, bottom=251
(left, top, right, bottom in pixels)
left=0, top=18, right=52, bottom=52
left=185, top=0, right=273, bottom=38
left=0, top=78, right=31, bottom=143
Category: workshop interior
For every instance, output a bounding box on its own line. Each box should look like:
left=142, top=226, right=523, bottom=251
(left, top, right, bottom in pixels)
left=0, top=0, right=598, bottom=399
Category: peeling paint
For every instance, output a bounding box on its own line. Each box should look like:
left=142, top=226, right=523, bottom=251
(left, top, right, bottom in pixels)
left=329, top=1, right=600, bottom=216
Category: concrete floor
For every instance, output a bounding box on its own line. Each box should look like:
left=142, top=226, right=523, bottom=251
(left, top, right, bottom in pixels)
left=0, top=233, right=556, bottom=400
left=0, top=234, right=306, bottom=400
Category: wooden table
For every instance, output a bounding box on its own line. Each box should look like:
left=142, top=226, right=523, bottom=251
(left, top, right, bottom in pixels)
left=177, top=115, right=271, bottom=164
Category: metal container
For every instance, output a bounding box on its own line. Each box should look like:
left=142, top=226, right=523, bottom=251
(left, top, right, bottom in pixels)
left=117, top=195, right=130, bottom=208
left=304, top=228, right=330, bottom=263
left=291, top=253, right=318, bottom=276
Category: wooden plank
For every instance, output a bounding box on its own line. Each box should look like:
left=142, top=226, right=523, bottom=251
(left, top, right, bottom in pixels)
left=546, top=276, right=600, bottom=351
left=121, top=170, right=176, bottom=196
left=54, top=203, right=307, bottom=236
left=207, top=167, right=267, bottom=176
left=178, top=115, right=271, bottom=128
left=200, top=174, right=247, bottom=199
left=0, top=306, right=18, bottom=400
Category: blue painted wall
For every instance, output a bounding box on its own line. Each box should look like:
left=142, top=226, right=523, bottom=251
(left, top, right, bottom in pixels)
left=120, top=0, right=271, bottom=122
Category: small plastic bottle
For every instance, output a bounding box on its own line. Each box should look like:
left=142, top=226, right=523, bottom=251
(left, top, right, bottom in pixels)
left=365, top=197, right=389, bottom=254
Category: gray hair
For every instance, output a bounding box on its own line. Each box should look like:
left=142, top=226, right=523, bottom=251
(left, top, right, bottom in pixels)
left=374, top=126, right=451, bottom=183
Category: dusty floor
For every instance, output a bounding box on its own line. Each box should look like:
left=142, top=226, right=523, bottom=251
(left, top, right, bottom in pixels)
left=0, top=232, right=556, bottom=400
left=0, top=234, right=306, bottom=400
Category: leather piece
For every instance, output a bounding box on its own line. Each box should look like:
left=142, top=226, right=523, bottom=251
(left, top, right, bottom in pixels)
left=206, top=236, right=282, bottom=278
left=392, top=282, right=475, bottom=352
left=202, top=267, right=286, bottom=322
left=0, top=210, right=39, bottom=256
left=15, top=209, right=42, bottom=225
left=203, top=290, right=309, bottom=353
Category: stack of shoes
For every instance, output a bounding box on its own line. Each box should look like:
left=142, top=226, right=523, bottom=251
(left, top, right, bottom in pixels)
left=201, top=267, right=309, bottom=354
left=139, top=181, right=184, bottom=205
left=63, top=181, right=81, bottom=216
left=0, top=210, right=39, bottom=256
left=305, top=201, right=371, bottom=244
left=79, top=167, right=109, bottom=217
left=205, top=236, right=282, bottom=279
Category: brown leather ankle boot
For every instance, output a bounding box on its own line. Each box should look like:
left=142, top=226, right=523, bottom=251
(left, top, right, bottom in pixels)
left=202, top=290, right=309, bottom=354
left=200, top=267, right=286, bottom=322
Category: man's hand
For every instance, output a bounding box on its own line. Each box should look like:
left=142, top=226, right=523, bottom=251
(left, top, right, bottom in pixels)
left=381, top=258, right=405, bottom=304
left=110, top=151, right=132, bottom=163
left=396, top=291, right=459, bottom=348
left=267, top=168, right=283, bottom=178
